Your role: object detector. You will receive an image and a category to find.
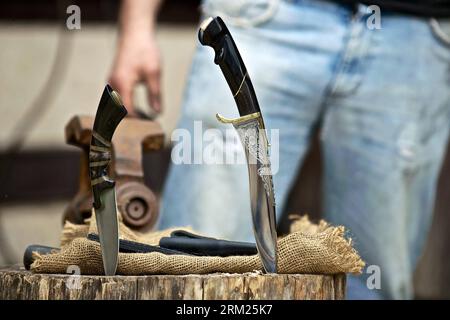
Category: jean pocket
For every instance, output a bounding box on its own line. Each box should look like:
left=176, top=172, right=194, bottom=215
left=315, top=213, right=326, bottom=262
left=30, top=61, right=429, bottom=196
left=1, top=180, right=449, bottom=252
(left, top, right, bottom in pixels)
left=201, top=0, right=280, bottom=28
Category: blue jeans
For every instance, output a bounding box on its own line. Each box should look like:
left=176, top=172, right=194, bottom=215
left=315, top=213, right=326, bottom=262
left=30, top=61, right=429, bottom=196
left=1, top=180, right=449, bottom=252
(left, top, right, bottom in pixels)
left=159, top=0, right=450, bottom=299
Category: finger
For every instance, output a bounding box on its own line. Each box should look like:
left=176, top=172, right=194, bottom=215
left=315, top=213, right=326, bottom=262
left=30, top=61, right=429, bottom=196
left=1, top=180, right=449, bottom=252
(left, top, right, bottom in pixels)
left=108, top=75, right=136, bottom=115
left=145, top=71, right=162, bottom=113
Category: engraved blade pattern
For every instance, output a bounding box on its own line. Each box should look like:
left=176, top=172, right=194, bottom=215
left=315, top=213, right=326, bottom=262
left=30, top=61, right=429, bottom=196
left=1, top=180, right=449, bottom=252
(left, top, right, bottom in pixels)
left=233, top=117, right=277, bottom=273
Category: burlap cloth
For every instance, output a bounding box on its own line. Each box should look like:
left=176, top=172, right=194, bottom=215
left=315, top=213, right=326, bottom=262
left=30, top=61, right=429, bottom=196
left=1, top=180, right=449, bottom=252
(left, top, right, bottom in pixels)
left=31, top=213, right=364, bottom=275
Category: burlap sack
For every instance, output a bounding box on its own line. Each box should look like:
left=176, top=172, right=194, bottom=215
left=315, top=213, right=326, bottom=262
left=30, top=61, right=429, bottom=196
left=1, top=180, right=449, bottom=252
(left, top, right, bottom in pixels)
left=31, top=213, right=364, bottom=275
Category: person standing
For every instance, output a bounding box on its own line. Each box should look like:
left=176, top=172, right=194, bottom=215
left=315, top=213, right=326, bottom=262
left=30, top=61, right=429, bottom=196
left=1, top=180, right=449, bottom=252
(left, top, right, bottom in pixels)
left=109, top=0, right=450, bottom=299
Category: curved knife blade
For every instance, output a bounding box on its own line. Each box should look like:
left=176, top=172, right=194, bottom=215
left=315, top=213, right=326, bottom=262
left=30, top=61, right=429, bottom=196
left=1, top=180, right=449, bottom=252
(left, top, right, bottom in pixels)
left=198, top=17, right=278, bottom=273
left=89, top=85, right=127, bottom=275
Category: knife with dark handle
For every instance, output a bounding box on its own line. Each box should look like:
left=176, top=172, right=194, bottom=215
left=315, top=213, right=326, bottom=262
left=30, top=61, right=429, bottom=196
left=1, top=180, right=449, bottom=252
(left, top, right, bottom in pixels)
left=89, top=84, right=127, bottom=275
left=23, top=236, right=191, bottom=270
left=23, top=230, right=257, bottom=270
left=199, top=17, right=278, bottom=273
left=87, top=232, right=256, bottom=257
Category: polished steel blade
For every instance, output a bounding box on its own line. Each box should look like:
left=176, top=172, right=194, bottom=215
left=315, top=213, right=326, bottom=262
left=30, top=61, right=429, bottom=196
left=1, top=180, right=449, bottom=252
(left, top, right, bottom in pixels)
left=234, top=117, right=277, bottom=273
left=94, top=187, right=119, bottom=275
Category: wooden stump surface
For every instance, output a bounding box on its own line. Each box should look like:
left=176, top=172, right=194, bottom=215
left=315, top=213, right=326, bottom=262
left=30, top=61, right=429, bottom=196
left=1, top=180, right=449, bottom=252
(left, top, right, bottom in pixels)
left=0, top=267, right=346, bottom=300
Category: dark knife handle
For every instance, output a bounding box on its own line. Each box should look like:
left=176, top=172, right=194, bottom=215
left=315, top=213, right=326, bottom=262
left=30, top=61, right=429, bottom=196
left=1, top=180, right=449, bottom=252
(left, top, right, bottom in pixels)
left=198, top=16, right=261, bottom=117
left=23, top=245, right=60, bottom=270
left=89, top=85, right=127, bottom=209
left=159, top=235, right=257, bottom=257
left=87, top=233, right=191, bottom=256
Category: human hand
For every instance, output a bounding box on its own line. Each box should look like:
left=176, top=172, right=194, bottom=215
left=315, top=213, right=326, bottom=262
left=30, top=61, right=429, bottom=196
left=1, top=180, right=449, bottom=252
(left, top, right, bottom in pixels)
left=109, top=31, right=162, bottom=115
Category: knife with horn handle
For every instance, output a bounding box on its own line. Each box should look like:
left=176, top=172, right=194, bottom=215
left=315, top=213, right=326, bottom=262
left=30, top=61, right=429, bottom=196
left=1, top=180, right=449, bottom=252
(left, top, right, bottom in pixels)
left=89, top=84, right=127, bottom=275
left=198, top=17, right=278, bottom=273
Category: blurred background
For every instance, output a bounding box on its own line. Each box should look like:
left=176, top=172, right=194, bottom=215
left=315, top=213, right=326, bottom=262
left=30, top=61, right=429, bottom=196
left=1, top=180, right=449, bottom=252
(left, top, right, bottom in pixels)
left=0, top=0, right=449, bottom=299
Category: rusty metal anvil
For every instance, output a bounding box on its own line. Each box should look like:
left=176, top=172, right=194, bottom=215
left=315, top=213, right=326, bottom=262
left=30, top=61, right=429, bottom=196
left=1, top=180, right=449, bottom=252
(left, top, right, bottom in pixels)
left=63, top=115, right=164, bottom=231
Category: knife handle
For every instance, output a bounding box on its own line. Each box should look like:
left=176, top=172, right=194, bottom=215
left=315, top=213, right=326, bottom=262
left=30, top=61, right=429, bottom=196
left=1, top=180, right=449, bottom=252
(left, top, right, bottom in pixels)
left=89, top=85, right=128, bottom=209
left=159, top=237, right=257, bottom=256
left=198, top=16, right=261, bottom=117
left=23, top=245, right=60, bottom=270
left=87, top=233, right=191, bottom=256
left=160, top=231, right=258, bottom=257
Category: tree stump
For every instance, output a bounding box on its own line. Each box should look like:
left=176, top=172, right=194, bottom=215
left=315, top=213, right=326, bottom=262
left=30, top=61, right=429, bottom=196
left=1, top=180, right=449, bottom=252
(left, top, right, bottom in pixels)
left=0, top=267, right=346, bottom=300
